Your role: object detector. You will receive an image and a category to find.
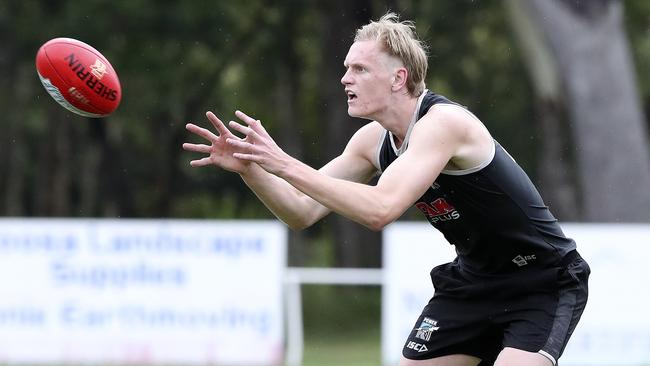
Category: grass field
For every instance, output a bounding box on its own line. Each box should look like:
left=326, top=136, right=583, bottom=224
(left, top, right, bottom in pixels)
left=302, top=327, right=381, bottom=366
left=300, top=285, right=382, bottom=366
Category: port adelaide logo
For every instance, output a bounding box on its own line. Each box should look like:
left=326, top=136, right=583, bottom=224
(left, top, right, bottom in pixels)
left=414, top=317, right=439, bottom=342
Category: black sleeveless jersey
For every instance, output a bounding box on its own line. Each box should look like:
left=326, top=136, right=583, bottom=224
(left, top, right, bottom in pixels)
left=377, top=91, right=576, bottom=274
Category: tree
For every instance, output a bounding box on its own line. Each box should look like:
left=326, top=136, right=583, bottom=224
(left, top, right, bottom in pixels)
left=505, top=0, right=579, bottom=220
left=318, top=0, right=382, bottom=268
left=514, top=0, right=650, bottom=221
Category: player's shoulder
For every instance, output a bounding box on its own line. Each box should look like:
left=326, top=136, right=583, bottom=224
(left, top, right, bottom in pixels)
left=414, top=101, right=494, bottom=165
left=426, top=102, right=479, bottom=122
left=350, top=120, right=385, bottom=143
left=357, top=120, right=385, bottom=134
left=343, top=121, right=384, bottom=156
left=417, top=102, right=486, bottom=135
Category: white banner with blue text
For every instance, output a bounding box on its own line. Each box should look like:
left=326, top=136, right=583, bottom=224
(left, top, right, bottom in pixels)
left=382, top=222, right=650, bottom=366
left=0, top=219, right=286, bottom=365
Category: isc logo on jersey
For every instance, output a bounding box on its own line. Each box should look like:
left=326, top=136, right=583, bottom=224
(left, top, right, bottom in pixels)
left=415, top=198, right=460, bottom=223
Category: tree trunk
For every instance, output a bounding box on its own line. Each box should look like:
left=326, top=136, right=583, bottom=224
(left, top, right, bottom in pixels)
left=2, top=63, right=29, bottom=216
left=505, top=0, right=580, bottom=220
left=526, top=0, right=650, bottom=222
left=272, top=4, right=311, bottom=267
left=320, top=0, right=382, bottom=268
left=79, top=128, right=102, bottom=216
left=50, top=111, right=72, bottom=215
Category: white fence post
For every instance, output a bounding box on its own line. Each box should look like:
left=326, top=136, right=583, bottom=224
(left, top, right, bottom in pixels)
left=285, top=271, right=305, bottom=366
left=283, top=267, right=384, bottom=366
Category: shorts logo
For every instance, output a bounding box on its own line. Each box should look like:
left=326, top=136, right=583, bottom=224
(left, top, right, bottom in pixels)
left=512, top=254, right=537, bottom=267
left=414, top=317, right=439, bottom=341
left=406, top=341, right=429, bottom=353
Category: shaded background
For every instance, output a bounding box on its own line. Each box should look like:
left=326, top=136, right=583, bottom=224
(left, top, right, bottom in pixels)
left=2, top=1, right=650, bottom=364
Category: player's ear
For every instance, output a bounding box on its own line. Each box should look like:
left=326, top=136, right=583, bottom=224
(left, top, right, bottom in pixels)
left=391, top=68, right=408, bottom=92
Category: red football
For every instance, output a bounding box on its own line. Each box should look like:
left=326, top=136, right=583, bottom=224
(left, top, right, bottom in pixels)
left=36, top=38, right=121, bottom=118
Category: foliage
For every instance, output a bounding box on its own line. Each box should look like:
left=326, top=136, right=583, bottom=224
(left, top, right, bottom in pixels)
left=624, top=0, right=650, bottom=119
left=1, top=0, right=649, bottom=259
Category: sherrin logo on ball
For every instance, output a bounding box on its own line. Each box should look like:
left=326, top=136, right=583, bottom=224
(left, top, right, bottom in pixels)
left=36, top=37, right=122, bottom=118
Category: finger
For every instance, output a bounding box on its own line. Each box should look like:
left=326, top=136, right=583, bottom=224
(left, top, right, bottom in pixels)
left=182, top=142, right=211, bottom=154
left=234, top=110, right=258, bottom=126
left=235, top=110, right=268, bottom=136
left=228, top=120, right=254, bottom=137
left=206, top=111, right=232, bottom=137
left=189, top=157, right=214, bottom=167
left=186, top=123, right=218, bottom=141
left=226, top=138, right=253, bottom=150
left=232, top=152, right=258, bottom=162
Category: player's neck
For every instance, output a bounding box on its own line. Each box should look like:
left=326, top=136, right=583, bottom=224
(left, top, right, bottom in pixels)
left=377, top=93, right=419, bottom=147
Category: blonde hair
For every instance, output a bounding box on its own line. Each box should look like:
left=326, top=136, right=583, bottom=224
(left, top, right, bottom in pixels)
left=354, top=12, right=428, bottom=96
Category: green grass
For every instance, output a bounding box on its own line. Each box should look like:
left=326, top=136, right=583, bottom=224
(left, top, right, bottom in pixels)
left=300, top=285, right=382, bottom=366
left=302, top=327, right=381, bottom=366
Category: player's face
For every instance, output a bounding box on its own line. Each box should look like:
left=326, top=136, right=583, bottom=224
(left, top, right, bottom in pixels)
left=341, top=40, right=396, bottom=119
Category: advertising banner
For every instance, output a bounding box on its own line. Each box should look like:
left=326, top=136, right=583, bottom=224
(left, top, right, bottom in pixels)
left=382, top=222, right=650, bottom=365
left=0, top=219, right=286, bottom=365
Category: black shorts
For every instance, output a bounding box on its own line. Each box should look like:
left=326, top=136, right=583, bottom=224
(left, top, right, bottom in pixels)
left=402, top=251, right=590, bottom=365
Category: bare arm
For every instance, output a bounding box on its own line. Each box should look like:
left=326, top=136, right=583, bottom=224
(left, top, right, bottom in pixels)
left=276, top=115, right=457, bottom=230
left=228, top=107, right=489, bottom=230
left=238, top=131, right=379, bottom=229
left=183, top=111, right=380, bottom=229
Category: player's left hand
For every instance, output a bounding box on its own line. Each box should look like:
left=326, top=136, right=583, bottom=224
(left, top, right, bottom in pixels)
left=226, top=110, right=292, bottom=176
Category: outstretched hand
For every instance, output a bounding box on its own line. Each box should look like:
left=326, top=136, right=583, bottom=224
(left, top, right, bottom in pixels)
left=182, top=111, right=252, bottom=174
left=225, top=110, right=292, bottom=176
left=183, top=110, right=291, bottom=177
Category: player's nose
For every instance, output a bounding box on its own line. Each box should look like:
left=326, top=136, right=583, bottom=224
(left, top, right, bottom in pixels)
left=341, top=69, right=352, bottom=86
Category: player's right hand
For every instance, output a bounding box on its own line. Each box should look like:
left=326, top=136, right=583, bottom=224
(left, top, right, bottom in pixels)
left=182, top=111, right=253, bottom=174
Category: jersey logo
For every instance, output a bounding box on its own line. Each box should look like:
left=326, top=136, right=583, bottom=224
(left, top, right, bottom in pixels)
left=415, top=198, right=460, bottom=223
left=414, top=317, right=439, bottom=341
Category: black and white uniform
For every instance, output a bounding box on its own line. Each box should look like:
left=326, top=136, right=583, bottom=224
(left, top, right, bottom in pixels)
left=379, top=91, right=590, bottom=365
